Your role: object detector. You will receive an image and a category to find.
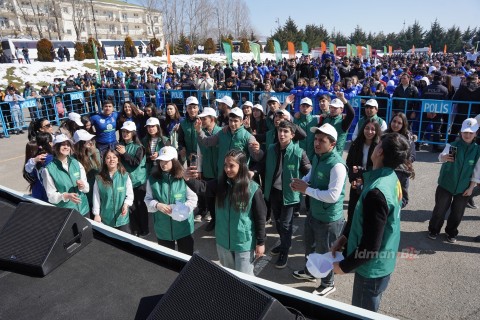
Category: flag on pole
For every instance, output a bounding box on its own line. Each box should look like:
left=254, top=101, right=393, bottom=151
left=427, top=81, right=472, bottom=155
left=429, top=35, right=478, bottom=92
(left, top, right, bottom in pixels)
left=321, top=41, right=327, bottom=53
left=356, top=45, right=362, bottom=57
left=328, top=42, right=335, bottom=54
left=444, top=44, right=447, bottom=54
left=222, top=42, right=233, bottom=64
left=287, top=42, right=295, bottom=59
left=351, top=45, right=357, bottom=57
left=166, top=42, right=173, bottom=73
left=366, top=45, right=371, bottom=59
left=249, top=41, right=261, bottom=63
left=274, top=40, right=282, bottom=63
left=92, top=42, right=101, bottom=83
left=346, top=44, right=351, bottom=57
left=301, top=41, right=309, bottom=55
left=383, top=46, right=387, bottom=54
left=388, top=46, right=392, bottom=55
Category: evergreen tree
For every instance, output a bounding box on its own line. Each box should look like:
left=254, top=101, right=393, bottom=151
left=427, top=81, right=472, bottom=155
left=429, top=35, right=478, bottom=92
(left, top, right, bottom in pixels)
left=204, top=38, right=216, bottom=54
left=240, top=38, right=250, bottom=53
left=264, top=38, right=274, bottom=53
left=36, top=38, right=53, bottom=62
left=424, top=19, right=445, bottom=52
left=124, top=36, right=137, bottom=57
left=73, top=42, right=85, bottom=61
left=349, top=25, right=367, bottom=46
left=304, top=24, right=329, bottom=50
left=84, top=37, right=103, bottom=59
left=175, top=33, right=191, bottom=54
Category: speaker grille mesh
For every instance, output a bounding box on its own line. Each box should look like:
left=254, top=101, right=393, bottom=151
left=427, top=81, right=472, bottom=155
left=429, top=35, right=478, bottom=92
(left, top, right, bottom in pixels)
left=0, top=204, right=70, bottom=266
left=148, top=254, right=274, bottom=320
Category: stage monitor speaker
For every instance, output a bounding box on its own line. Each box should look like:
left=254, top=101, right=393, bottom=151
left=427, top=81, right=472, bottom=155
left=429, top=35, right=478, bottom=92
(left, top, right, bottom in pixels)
left=147, top=254, right=296, bottom=320
left=0, top=202, right=93, bottom=277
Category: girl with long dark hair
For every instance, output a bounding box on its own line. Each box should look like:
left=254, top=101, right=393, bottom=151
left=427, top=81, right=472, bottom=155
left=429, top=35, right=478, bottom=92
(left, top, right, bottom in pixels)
left=116, top=121, right=150, bottom=237
left=184, top=149, right=267, bottom=275
left=92, top=149, right=133, bottom=233
left=144, top=146, right=198, bottom=255
left=142, top=117, right=169, bottom=175
left=163, top=103, right=183, bottom=149
left=27, top=117, right=54, bottom=141
left=117, top=101, right=143, bottom=135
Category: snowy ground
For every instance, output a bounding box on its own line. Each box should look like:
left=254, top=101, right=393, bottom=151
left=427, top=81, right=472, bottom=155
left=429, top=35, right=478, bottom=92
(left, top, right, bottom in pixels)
left=0, top=52, right=291, bottom=89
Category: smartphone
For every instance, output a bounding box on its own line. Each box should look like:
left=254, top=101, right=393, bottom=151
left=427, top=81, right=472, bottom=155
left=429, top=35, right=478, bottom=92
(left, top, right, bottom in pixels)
left=449, top=146, right=457, bottom=161
left=190, top=153, right=198, bottom=167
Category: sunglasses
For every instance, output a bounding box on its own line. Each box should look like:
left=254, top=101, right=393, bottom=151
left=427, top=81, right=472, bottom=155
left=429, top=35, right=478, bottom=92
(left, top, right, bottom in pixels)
left=42, top=123, right=52, bottom=128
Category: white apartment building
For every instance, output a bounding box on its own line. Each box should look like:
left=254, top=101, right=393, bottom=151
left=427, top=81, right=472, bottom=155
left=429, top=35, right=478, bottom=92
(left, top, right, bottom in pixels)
left=0, top=0, right=164, bottom=46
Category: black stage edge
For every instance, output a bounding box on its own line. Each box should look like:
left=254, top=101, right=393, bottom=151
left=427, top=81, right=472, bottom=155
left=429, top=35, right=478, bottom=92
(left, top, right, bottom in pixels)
left=0, top=186, right=395, bottom=320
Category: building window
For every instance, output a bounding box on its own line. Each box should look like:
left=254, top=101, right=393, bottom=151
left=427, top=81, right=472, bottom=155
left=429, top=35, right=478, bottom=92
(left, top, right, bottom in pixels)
left=154, top=16, right=159, bottom=23
left=67, top=29, right=72, bottom=35
left=134, top=13, right=138, bottom=17
left=154, top=27, right=159, bottom=33
left=109, top=25, right=115, bottom=32
left=62, top=7, right=68, bottom=13
left=123, top=26, right=128, bottom=33
left=122, top=13, right=127, bottom=20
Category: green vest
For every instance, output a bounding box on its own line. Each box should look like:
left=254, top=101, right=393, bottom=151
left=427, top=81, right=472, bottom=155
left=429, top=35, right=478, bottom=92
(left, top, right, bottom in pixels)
left=198, top=125, right=221, bottom=179
left=323, top=115, right=347, bottom=155
left=347, top=167, right=402, bottom=278
left=438, top=140, right=480, bottom=195
left=215, top=181, right=259, bottom=251
left=217, top=126, right=251, bottom=177
left=46, top=157, right=90, bottom=215
left=149, top=174, right=194, bottom=241
left=294, top=113, right=317, bottom=161
left=142, top=135, right=166, bottom=175
left=96, top=172, right=130, bottom=227
left=264, top=142, right=303, bottom=205
left=309, top=151, right=346, bottom=223
left=122, top=141, right=147, bottom=188
left=356, top=115, right=385, bottom=135
left=180, top=117, right=198, bottom=156
left=265, top=128, right=276, bottom=151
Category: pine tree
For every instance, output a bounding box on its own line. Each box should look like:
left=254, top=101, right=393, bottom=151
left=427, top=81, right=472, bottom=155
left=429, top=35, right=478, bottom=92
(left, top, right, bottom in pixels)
left=73, top=42, right=85, bottom=61
left=240, top=38, right=250, bottom=53
left=36, top=38, right=53, bottom=62
left=204, top=38, right=216, bottom=54
left=176, top=33, right=191, bottom=54
left=124, top=36, right=137, bottom=57
left=264, top=38, right=274, bottom=53
left=84, top=37, right=103, bottom=59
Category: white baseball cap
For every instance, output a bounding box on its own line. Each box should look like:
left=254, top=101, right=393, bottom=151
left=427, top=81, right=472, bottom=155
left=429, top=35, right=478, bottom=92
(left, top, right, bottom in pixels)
left=275, top=109, right=291, bottom=121
left=198, top=107, right=217, bottom=118
left=300, top=97, right=313, bottom=106
left=68, top=112, right=84, bottom=127
left=229, top=107, right=244, bottom=119
left=420, top=77, right=430, bottom=86
left=310, top=123, right=338, bottom=141
left=252, top=104, right=264, bottom=113
left=461, top=118, right=479, bottom=133
left=121, top=120, right=137, bottom=131
left=242, top=101, right=253, bottom=108
left=365, top=99, right=379, bottom=109
left=267, top=96, right=280, bottom=104
left=145, top=117, right=160, bottom=126
left=156, top=146, right=178, bottom=161
left=73, top=129, right=95, bottom=144
left=53, top=133, right=73, bottom=145
left=185, top=96, right=199, bottom=105
left=215, top=95, right=234, bottom=108
left=329, top=99, right=344, bottom=109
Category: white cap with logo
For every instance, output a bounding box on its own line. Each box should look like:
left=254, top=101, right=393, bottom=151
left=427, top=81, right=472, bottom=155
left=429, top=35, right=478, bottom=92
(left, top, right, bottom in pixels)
left=275, top=109, right=291, bottom=121
left=53, top=133, right=73, bottom=145
left=242, top=101, right=253, bottom=108
left=229, top=107, right=244, bottom=119
left=215, top=95, right=234, bottom=108
left=310, top=123, right=338, bottom=141
left=68, top=112, right=84, bottom=127
left=329, top=99, right=344, bottom=109
left=198, top=107, right=217, bottom=118
left=156, top=146, right=178, bottom=161
left=145, top=117, right=160, bottom=127
left=121, top=120, right=137, bottom=131
left=365, top=99, right=379, bottom=109
left=185, top=96, right=199, bottom=105
left=461, top=118, right=479, bottom=133
left=300, top=97, right=313, bottom=106
left=73, top=129, right=95, bottom=144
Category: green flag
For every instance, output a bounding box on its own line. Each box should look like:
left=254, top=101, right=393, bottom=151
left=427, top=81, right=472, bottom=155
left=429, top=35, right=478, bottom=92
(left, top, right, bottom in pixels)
left=249, top=41, right=261, bottom=64
left=328, top=42, right=335, bottom=53
left=274, top=40, right=282, bottom=63
left=366, top=45, right=371, bottom=59
left=92, top=42, right=101, bottom=84
left=301, top=41, right=309, bottom=55
left=351, top=44, right=357, bottom=57
left=346, top=44, right=351, bottom=57
left=222, top=42, right=233, bottom=65
left=383, top=46, right=387, bottom=54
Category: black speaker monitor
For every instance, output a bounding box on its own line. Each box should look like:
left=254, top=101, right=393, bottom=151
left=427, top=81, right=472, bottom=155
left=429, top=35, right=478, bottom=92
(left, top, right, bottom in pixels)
left=0, top=202, right=93, bottom=276
left=147, top=254, right=296, bottom=320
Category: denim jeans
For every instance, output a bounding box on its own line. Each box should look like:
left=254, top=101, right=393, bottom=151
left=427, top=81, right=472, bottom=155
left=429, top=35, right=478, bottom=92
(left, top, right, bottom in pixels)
left=304, top=215, right=344, bottom=286
left=270, top=188, right=295, bottom=253
left=352, top=272, right=391, bottom=312
left=11, top=105, right=24, bottom=129
left=216, top=244, right=255, bottom=276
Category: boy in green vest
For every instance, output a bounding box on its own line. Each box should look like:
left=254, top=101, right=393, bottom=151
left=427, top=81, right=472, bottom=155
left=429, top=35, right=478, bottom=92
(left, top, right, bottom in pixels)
left=197, top=107, right=221, bottom=231
left=351, top=99, right=387, bottom=141
left=428, top=118, right=480, bottom=243
left=290, top=123, right=347, bottom=297
left=178, top=96, right=199, bottom=165
left=331, top=133, right=411, bottom=312
left=263, top=121, right=311, bottom=269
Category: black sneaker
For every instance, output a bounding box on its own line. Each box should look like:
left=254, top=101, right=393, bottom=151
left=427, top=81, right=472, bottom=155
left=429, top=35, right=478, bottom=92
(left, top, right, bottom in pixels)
left=428, top=232, right=438, bottom=240
left=293, top=211, right=300, bottom=217
left=270, top=246, right=281, bottom=256
left=274, top=253, right=288, bottom=269
left=466, top=199, right=477, bottom=209
left=446, top=235, right=457, bottom=243
left=292, top=270, right=316, bottom=281
left=312, top=284, right=336, bottom=297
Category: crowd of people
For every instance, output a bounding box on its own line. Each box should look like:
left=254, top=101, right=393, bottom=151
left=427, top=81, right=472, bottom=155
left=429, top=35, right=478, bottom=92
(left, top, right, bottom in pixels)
left=6, top=49, right=480, bottom=313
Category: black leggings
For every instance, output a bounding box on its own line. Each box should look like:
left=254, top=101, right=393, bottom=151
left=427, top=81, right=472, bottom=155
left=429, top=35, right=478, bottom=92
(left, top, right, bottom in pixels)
left=157, top=235, right=194, bottom=256
left=129, top=185, right=149, bottom=236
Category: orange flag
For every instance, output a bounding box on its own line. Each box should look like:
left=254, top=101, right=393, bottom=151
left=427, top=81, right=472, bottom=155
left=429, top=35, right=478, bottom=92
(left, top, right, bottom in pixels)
left=356, top=45, right=362, bottom=57
left=288, top=42, right=295, bottom=59
left=444, top=44, right=447, bottom=54
left=321, top=41, right=326, bottom=52
left=428, top=45, right=432, bottom=56
left=166, top=42, right=172, bottom=73
left=412, top=45, right=415, bottom=54
left=333, top=44, right=337, bottom=56
left=388, top=45, right=392, bottom=55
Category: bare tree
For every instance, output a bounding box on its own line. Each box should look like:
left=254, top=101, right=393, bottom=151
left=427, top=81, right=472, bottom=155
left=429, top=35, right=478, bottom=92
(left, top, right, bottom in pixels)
left=69, top=0, right=86, bottom=41
left=138, top=0, right=161, bottom=39
left=45, top=0, right=63, bottom=40
left=15, top=0, right=44, bottom=39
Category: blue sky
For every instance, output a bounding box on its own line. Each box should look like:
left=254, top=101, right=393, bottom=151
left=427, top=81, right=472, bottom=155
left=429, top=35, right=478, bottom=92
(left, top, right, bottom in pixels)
left=245, top=0, right=480, bottom=39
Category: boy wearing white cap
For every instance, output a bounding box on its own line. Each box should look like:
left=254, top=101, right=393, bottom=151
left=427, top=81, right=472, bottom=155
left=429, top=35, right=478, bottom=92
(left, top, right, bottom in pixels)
left=428, top=118, right=480, bottom=243
left=351, top=98, right=387, bottom=141
left=290, top=123, right=347, bottom=297
left=215, top=95, right=234, bottom=127
left=178, top=96, right=200, bottom=165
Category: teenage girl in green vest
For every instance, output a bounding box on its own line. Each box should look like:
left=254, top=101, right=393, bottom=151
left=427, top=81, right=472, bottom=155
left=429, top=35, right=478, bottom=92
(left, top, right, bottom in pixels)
left=184, top=149, right=267, bottom=276
left=41, top=134, right=90, bottom=216
left=92, top=149, right=133, bottom=233
left=117, top=121, right=149, bottom=237
left=142, top=117, right=169, bottom=175
left=144, top=146, right=198, bottom=255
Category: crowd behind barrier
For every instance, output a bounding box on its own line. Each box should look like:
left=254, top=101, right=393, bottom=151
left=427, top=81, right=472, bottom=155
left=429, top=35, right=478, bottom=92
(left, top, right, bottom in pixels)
left=1, top=88, right=478, bottom=144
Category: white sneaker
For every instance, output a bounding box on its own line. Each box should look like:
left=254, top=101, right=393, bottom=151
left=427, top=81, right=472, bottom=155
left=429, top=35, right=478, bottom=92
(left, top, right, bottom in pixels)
left=312, top=285, right=336, bottom=297
left=194, top=215, right=202, bottom=222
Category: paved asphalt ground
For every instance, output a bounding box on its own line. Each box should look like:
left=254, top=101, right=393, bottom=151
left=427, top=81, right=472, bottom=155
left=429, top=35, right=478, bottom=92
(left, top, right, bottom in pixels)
left=1, top=130, right=479, bottom=320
